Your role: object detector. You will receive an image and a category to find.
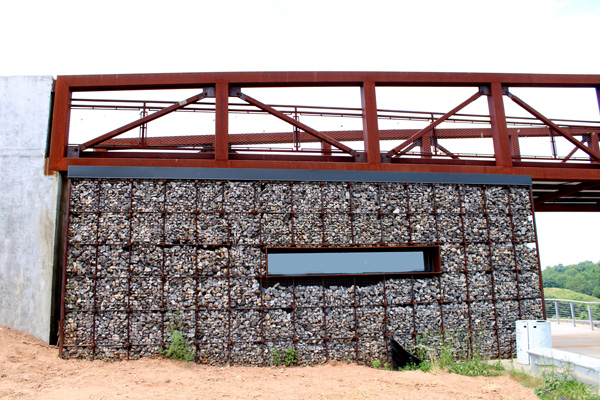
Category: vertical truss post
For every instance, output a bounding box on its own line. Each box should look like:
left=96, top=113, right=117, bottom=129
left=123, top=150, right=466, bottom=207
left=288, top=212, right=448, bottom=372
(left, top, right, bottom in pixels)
left=487, top=83, right=513, bottom=168
left=139, top=102, right=148, bottom=145
left=293, top=107, right=300, bottom=151
left=428, top=113, right=436, bottom=157
left=591, top=132, right=600, bottom=154
left=361, top=81, right=381, bottom=165
left=215, top=82, right=229, bottom=162
left=421, top=133, right=432, bottom=158
left=432, top=128, right=439, bottom=156
left=549, top=129, right=558, bottom=159
left=509, top=133, right=521, bottom=160
left=47, top=79, right=72, bottom=173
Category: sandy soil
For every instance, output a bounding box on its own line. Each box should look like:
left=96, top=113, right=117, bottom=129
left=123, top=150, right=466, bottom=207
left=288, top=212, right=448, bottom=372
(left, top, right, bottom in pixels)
left=0, top=325, right=539, bottom=400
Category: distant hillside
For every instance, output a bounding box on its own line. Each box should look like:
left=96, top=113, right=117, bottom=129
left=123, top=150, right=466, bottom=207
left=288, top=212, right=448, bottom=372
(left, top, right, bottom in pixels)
left=543, top=287, right=600, bottom=302
left=542, top=260, right=600, bottom=298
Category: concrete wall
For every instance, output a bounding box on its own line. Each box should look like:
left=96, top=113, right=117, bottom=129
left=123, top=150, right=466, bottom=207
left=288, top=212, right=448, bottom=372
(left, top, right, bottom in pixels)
left=0, top=76, right=58, bottom=342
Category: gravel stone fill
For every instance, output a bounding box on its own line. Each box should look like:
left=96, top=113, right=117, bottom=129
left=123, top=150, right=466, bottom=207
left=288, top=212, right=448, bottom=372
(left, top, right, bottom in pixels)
left=63, top=178, right=543, bottom=364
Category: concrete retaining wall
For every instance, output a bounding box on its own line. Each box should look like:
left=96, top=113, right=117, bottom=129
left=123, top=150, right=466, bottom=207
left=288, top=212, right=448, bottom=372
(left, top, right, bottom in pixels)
left=0, top=76, right=59, bottom=343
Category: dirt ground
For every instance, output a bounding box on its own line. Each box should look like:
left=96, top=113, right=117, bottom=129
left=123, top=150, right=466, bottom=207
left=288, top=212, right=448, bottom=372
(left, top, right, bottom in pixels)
left=0, top=325, right=539, bottom=400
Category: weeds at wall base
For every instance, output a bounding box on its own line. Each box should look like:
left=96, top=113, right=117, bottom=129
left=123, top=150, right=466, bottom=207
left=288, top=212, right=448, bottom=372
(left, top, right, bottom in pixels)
left=505, top=360, right=600, bottom=400
left=399, top=333, right=505, bottom=377
left=161, top=312, right=195, bottom=362
left=508, top=367, right=544, bottom=389
left=271, top=347, right=298, bottom=367
left=372, top=359, right=392, bottom=371
left=377, top=358, right=599, bottom=400
left=531, top=366, right=600, bottom=400
left=374, top=336, right=599, bottom=400
left=390, top=354, right=504, bottom=377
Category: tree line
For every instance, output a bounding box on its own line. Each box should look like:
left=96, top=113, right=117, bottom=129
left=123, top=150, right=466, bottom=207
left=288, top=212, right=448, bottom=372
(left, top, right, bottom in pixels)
left=542, top=260, right=600, bottom=298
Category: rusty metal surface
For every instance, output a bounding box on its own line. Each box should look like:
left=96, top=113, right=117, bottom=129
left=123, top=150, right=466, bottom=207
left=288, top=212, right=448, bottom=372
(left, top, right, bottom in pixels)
left=46, top=72, right=600, bottom=211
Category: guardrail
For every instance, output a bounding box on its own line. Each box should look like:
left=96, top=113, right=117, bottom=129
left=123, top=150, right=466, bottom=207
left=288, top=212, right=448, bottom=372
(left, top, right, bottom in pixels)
left=545, top=298, right=600, bottom=330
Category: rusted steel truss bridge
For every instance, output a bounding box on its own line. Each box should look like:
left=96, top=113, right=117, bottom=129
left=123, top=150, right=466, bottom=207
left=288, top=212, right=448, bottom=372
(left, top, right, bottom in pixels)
left=47, top=72, right=600, bottom=212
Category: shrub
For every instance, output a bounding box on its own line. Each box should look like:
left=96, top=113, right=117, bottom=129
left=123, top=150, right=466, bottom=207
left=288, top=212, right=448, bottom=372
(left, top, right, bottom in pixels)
left=161, top=313, right=194, bottom=362
left=272, top=347, right=297, bottom=367
left=283, top=347, right=298, bottom=366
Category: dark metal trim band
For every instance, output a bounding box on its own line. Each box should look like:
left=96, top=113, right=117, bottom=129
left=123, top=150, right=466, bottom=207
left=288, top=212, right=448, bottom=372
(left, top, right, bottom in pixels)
left=68, top=166, right=532, bottom=186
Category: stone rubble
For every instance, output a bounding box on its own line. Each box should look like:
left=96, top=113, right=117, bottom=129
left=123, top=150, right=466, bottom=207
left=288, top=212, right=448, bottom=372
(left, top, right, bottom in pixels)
left=63, top=179, right=543, bottom=365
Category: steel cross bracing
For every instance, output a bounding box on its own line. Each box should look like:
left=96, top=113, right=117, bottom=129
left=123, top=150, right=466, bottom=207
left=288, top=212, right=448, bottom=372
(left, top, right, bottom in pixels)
left=47, top=72, right=600, bottom=211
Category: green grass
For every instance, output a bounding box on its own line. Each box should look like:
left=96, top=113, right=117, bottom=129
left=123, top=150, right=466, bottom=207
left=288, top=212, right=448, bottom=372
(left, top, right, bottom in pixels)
left=533, top=366, right=600, bottom=400
left=544, top=287, right=600, bottom=302
left=373, top=339, right=600, bottom=400
left=508, top=367, right=544, bottom=389
left=449, top=357, right=504, bottom=377
left=403, top=356, right=600, bottom=399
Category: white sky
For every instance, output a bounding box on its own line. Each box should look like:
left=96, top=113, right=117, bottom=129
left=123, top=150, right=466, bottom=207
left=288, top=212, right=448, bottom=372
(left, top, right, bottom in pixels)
left=2, top=0, right=600, bottom=268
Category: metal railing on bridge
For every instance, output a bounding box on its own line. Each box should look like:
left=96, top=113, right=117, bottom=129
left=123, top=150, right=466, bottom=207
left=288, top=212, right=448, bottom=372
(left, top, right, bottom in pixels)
left=545, top=298, right=600, bottom=330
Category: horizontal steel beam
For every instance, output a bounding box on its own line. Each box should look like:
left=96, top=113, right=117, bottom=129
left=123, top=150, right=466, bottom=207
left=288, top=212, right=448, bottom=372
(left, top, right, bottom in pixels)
left=57, top=71, right=600, bottom=91
left=94, top=126, right=598, bottom=147
left=534, top=203, right=600, bottom=212
left=66, top=165, right=532, bottom=185
left=46, top=154, right=600, bottom=180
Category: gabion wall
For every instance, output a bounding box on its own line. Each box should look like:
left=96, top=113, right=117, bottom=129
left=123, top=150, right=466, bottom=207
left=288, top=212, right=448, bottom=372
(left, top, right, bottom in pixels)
left=62, top=178, right=544, bottom=364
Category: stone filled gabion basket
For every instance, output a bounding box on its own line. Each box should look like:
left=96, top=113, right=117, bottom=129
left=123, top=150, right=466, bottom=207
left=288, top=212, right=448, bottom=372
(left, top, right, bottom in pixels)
left=62, top=179, right=543, bottom=364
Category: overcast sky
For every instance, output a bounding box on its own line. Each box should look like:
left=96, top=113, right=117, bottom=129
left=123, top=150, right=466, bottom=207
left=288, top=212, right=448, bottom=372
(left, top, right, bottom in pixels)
left=2, top=0, right=600, bottom=268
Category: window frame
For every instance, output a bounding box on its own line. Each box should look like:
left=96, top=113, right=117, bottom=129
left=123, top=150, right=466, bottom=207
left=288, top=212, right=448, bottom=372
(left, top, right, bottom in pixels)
left=265, top=246, right=441, bottom=278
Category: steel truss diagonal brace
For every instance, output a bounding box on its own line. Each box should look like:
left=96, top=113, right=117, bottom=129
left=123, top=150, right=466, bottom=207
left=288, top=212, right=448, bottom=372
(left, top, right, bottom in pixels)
left=234, top=90, right=357, bottom=157
left=561, top=142, right=585, bottom=163
left=385, top=90, right=483, bottom=158
left=506, top=90, right=600, bottom=162
left=435, top=143, right=460, bottom=159
left=80, top=89, right=214, bottom=151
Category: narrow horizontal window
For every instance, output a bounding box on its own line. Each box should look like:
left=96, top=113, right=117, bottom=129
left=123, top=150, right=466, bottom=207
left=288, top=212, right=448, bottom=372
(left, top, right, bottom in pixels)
left=266, top=247, right=440, bottom=277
